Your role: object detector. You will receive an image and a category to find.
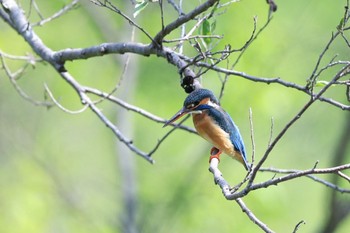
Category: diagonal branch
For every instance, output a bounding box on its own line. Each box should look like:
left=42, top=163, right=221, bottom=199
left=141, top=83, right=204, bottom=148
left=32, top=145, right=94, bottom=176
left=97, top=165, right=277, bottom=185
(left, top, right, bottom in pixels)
left=0, top=0, right=155, bottom=163
left=31, top=0, right=79, bottom=27
left=91, top=0, right=155, bottom=43
left=209, top=65, right=350, bottom=200
left=84, top=86, right=196, bottom=134
left=153, top=0, right=220, bottom=44
left=1, top=0, right=55, bottom=62
left=59, top=71, right=155, bottom=163
left=236, top=198, right=274, bottom=233
left=247, top=64, right=350, bottom=189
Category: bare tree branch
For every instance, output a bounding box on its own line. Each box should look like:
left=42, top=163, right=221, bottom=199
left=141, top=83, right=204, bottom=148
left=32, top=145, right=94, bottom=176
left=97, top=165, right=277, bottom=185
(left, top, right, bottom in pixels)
left=1, top=0, right=350, bottom=231
left=236, top=198, right=274, bottom=233
left=209, top=161, right=350, bottom=200
left=59, top=70, right=155, bottom=163
left=259, top=167, right=350, bottom=193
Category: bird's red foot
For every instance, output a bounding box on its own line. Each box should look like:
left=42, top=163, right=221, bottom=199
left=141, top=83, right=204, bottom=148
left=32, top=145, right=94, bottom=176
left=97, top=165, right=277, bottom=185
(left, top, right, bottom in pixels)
left=209, top=147, right=222, bottom=163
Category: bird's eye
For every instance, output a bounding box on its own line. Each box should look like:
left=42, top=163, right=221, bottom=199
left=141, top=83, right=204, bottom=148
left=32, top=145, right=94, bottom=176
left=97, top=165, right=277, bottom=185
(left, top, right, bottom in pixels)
left=186, top=104, right=194, bottom=109
left=186, top=101, right=200, bottom=109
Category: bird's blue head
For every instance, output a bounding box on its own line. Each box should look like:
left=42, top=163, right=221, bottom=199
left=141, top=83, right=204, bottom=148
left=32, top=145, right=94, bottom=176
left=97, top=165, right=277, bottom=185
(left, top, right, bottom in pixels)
left=163, top=89, right=219, bottom=127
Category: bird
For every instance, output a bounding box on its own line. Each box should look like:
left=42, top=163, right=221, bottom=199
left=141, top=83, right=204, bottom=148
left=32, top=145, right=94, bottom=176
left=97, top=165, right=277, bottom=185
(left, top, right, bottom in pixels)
left=163, top=88, right=249, bottom=170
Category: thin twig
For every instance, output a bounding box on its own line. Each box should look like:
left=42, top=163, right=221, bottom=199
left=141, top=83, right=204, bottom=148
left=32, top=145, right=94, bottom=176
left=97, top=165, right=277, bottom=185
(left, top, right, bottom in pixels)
left=249, top=108, right=256, bottom=167
left=307, top=30, right=342, bottom=91
left=164, top=34, right=223, bottom=43
left=337, top=171, right=350, bottom=182
left=148, top=115, right=191, bottom=157
left=268, top=117, right=274, bottom=147
left=91, top=0, right=155, bottom=43
left=27, top=0, right=44, bottom=21
left=84, top=86, right=197, bottom=134
left=153, top=0, right=220, bottom=44
left=159, top=0, right=164, bottom=32
left=31, top=0, right=79, bottom=27
left=292, top=220, right=306, bottom=233
left=167, top=0, right=183, bottom=15
left=0, top=53, right=52, bottom=107
left=44, top=83, right=88, bottom=114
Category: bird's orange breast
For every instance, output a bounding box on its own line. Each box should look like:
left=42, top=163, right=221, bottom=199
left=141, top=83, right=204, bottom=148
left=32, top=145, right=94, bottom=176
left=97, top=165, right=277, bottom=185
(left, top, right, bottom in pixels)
left=192, top=112, right=235, bottom=156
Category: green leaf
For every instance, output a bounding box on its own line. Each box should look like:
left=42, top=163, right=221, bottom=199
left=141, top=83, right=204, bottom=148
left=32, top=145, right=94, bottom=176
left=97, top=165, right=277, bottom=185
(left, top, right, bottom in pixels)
left=315, top=80, right=336, bottom=87
left=133, top=0, right=149, bottom=18
left=202, top=19, right=211, bottom=35
left=202, top=19, right=212, bottom=44
left=315, top=81, right=328, bottom=87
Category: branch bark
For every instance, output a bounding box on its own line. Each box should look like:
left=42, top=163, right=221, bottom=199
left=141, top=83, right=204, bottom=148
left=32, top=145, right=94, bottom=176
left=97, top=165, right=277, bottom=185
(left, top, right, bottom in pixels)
left=2, top=0, right=350, bottom=232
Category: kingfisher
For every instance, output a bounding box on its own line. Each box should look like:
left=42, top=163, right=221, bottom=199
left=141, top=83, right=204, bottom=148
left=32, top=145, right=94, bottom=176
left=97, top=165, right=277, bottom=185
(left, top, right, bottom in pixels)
left=163, top=88, right=249, bottom=170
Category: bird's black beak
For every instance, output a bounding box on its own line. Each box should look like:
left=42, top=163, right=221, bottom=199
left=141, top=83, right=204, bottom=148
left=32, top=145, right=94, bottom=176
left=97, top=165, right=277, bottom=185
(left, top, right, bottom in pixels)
left=163, top=107, right=189, bottom=127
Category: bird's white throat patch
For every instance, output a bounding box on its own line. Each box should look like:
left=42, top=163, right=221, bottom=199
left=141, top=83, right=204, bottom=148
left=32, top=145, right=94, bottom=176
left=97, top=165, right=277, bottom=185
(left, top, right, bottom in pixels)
left=190, top=110, right=203, bottom=114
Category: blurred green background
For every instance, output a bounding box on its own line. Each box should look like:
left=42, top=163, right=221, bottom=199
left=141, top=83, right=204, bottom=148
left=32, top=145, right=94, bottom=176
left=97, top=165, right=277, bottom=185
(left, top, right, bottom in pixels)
left=0, top=0, right=349, bottom=232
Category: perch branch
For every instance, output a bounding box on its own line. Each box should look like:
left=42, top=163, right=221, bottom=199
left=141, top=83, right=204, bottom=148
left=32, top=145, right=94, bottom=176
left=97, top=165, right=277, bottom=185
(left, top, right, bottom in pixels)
left=259, top=167, right=350, bottom=193
left=209, top=65, right=350, bottom=200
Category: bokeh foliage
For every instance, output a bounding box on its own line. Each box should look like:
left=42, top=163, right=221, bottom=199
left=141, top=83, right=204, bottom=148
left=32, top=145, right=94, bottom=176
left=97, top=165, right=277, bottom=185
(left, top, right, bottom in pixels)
left=0, top=0, right=349, bottom=232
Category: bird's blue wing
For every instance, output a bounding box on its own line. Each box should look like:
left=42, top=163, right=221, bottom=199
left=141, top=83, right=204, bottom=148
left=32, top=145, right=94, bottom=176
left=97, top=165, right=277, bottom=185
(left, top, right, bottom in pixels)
left=206, top=107, right=248, bottom=165
left=226, top=114, right=247, bottom=160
